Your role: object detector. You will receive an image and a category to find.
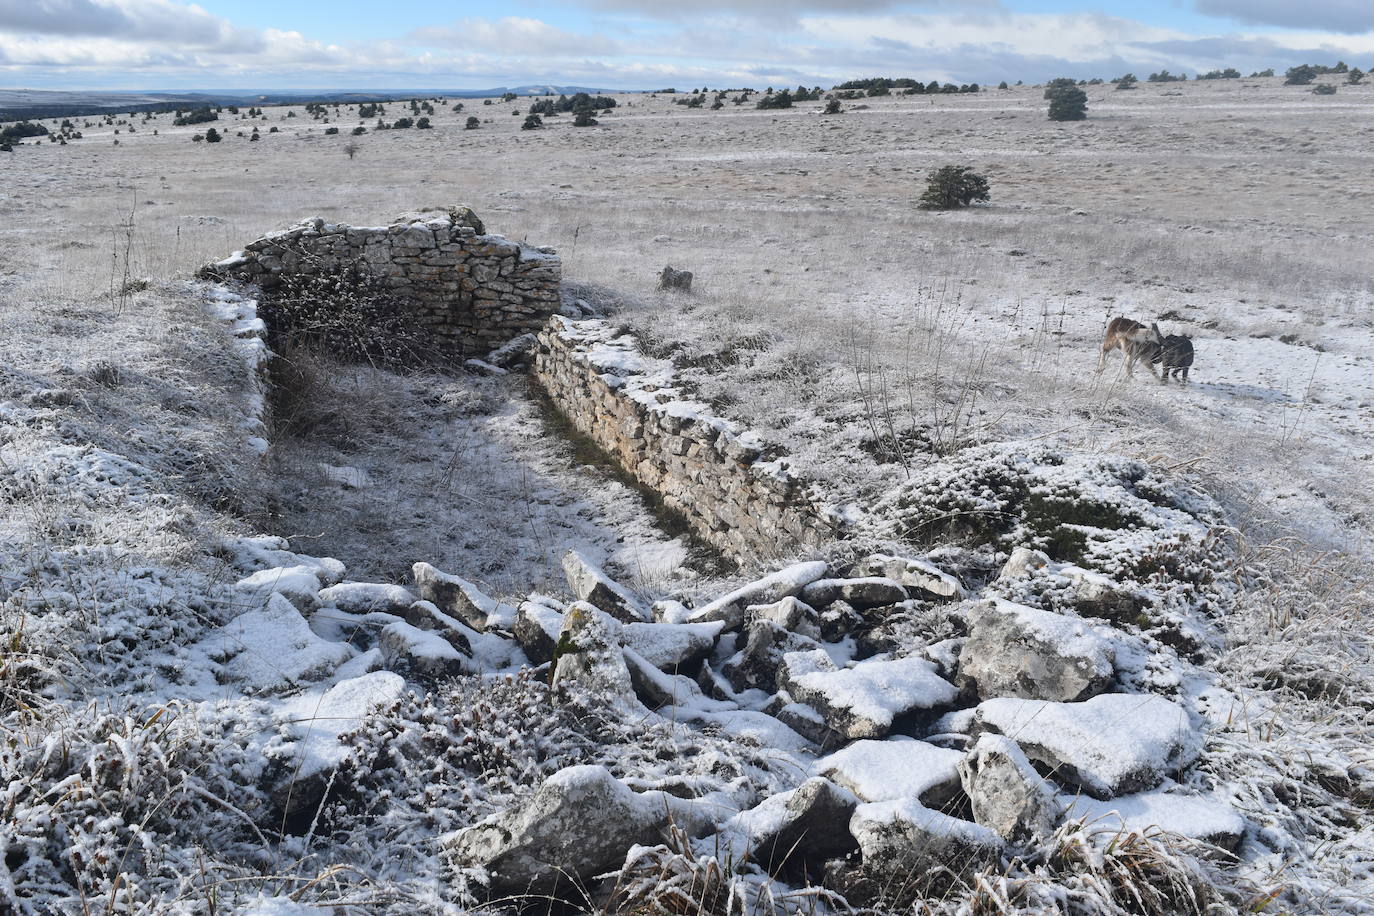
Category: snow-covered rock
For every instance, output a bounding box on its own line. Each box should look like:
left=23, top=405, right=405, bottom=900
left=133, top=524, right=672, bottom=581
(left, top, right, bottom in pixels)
left=748, top=596, right=821, bottom=639
left=1063, top=789, right=1245, bottom=852
left=714, top=777, right=859, bottom=871
left=997, top=547, right=1051, bottom=579
left=686, top=560, right=829, bottom=629
left=800, top=576, right=909, bottom=610
left=552, top=604, right=638, bottom=706
left=854, top=554, right=966, bottom=599
left=812, top=738, right=963, bottom=806
left=448, top=764, right=716, bottom=895
left=972, top=693, right=1201, bottom=799
left=513, top=600, right=564, bottom=665
left=377, top=620, right=474, bottom=682
left=849, top=798, right=1002, bottom=877
left=562, top=549, right=648, bottom=623
left=317, top=582, right=417, bottom=616
left=622, top=620, right=721, bottom=671
left=722, top=618, right=820, bottom=694
left=780, top=650, right=959, bottom=747
left=213, top=593, right=354, bottom=691
left=958, top=599, right=1116, bottom=702
left=959, top=734, right=1061, bottom=842
left=235, top=565, right=325, bottom=611
left=412, top=562, right=516, bottom=631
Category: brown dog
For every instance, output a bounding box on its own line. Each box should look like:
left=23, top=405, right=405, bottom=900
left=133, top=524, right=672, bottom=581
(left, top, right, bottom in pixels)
left=1097, top=317, right=1163, bottom=378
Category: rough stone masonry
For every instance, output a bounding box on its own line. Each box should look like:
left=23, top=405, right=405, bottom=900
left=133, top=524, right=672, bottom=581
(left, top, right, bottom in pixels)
left=208, top=207, right=562, bottom=355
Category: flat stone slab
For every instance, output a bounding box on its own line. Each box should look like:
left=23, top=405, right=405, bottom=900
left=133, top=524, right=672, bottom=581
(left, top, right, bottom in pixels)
left=811, top=738, right=963, bottom=805
left=972, top=693, right=1201, bottom=800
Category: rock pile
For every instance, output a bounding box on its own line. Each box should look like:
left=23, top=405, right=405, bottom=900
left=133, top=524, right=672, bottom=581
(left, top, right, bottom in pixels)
left=217, top=532, right=1237, bottom=905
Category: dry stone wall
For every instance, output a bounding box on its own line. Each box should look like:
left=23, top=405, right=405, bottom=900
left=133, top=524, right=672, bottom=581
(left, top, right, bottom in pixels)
left=533, top=318, right=845, bottom=563
left=209, top=208, right=561, bottom=354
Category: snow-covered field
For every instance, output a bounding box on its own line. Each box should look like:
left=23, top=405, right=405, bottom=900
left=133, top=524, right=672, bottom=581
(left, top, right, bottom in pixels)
left=1, top=77, right=1371, bottom=913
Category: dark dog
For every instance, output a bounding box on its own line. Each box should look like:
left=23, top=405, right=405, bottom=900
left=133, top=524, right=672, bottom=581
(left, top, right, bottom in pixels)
left=1157, top=334, right=1193, bottom=383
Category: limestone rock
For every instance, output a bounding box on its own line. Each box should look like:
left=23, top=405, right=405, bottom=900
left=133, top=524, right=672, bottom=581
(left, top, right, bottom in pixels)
left=722, top=619, right=820, bottom=694
left=412, top=562, right=515, bottom=631
left=748, top=596, right=821, bottom=639
left=959, top=734, right=1061, bottom=842
left=687, top=560, right=829, bottom=630
left=971, top=693, right=1201, bottom=800
left=622, top=620, right=722, bottom=671
left=801, top=577, right=909, bottom=610
left=561, top=550, right=648, bottom=623
left=997, top=547, right=1051, bottom=579
left=317, top=582, right=417, bottom=616
left=958, top=599, right=1116, bottom=702
left=779, top=650, right=959, bottom=748
left=849, top=798, right=1002, bottom=878
left=855, top=554, right=966, bottom=599
left=715, top=778, right=859, bottom=873
left=448, top=764, right=713, bottom=896
left=513, top=600, right=564, bottom=665
left=812, top=738, right=963, bottom=807
left=377, top=620, right=474, bottom=683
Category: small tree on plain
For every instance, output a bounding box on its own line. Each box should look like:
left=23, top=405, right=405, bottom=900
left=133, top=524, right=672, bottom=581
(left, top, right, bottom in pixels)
left=521, top=114, right=543, bottom=130
left=344, top=141, right=361, bottom=159
left=1046, top=82, right=1088, bottom=121
left=1313, top=83, right=1337, bottom=95
left=1285, top=65, right=1317, bottom=85
left=919, top=165, right=990, bottom=210
left=465, top=116, right=481, bottom=129
left=1348, top=68, right=1365, bottom=85
left=823, top=99, right=842, bottom=115
left=573, top=110, right=597, bottom=127
left=204, top=127, right=222, bottom=143
left=1115, top=73, right=1138, bottom=90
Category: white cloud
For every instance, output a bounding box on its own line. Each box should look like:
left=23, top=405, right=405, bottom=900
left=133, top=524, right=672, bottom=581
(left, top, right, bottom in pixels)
left=408, top=17, right=621, bottom=56
left=0, top=0, right=262, bottom=50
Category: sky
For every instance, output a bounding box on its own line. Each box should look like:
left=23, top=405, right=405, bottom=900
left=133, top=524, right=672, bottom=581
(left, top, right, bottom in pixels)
left=0, top=0, right=1372, bottom=92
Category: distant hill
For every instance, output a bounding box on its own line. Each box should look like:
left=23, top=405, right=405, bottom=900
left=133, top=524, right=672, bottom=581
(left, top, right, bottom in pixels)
left=0, top=85, right=619, bottom=121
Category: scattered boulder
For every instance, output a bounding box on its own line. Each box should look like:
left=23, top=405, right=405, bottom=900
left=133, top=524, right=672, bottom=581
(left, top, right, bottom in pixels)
left=813, top=738, right=963, bottom=807
left=780, top=650, right=959, bottom=747
left=801, top=577, right=909, bottom=610
left=513, top=600, right=564, bottom=665
left=971, top=693, right=1201, bottom=799
left=958, top=734, right=1061, bottom=842
left=401, top=600, right=475, bottom=655
left=687, top=560, right=829, bottom=630
left=317, top=582, right=417, bottom=616
left=235, top=565, right=325, bottom=611
left=849, top=798, right=1002, bottom=879
left=377, top=620, right=474, bottom=682
left=448, top=764, right=714, bottom=896
left=485, top=332, right=537, bottom=369
left=997, top=547, right=1051, bottom=579
left=562, top=550, right=648, bottom=622
left=213, top=593, right=354, bottom=691
left=552, top=604, right=638, bottom=706
left=1062, top=789, right=1245, bottom=852
left=958, top=599, right=1116, bottom=702
left=749, top=596, right=821, bottom=639
left=716, top=777, right=859, bottom=873
left=622, top=620, right=722, bottom=671
left=722, top=619, right=820, bottom=694
left=855, top=554, right=966, bottom=599
left=658, top=265, right=693, bottom=291
left=412, top=562, right=515, bottom=631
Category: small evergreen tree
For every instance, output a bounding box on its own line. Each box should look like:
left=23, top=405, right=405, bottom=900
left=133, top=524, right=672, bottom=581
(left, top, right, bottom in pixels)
left=919, top=165, right=990, bottom=210
left=1046, top=82, right=1088, bottom=121
left=465, top=116, right=481, bottom=129
left=416, top=117, right=432, bottom=128
left=204, top=128, right=222, bottom=143
left=521, top=114, right=543, bottom=130
left=1114, top=73, right=1138, bottom=90
left=998, top=81, right=1009, bottom=89
left=823, top=99, right=842, bottom=115
left=1347, top=68, right=1365, bottom=85
left=1285, top=65, right=1317, bottom=85
left=573, top=110, right=597, bottom=126
left=1313, top=83, right=1337, bottom=95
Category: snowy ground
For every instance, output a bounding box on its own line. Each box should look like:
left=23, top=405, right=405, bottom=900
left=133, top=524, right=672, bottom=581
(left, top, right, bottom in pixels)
left=1, top=76, right=1371, bottom=913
